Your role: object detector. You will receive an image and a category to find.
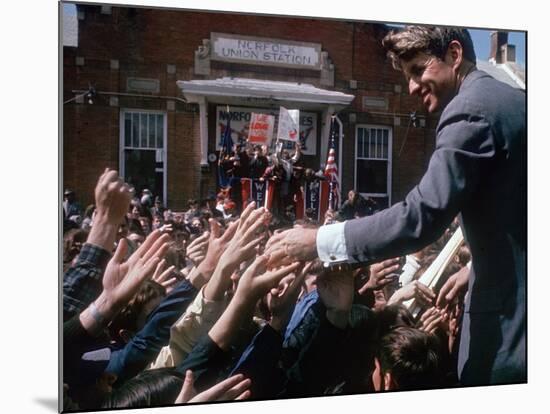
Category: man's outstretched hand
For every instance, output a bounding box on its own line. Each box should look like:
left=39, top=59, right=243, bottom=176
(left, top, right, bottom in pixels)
left=264, top=227, right=318, bottom=267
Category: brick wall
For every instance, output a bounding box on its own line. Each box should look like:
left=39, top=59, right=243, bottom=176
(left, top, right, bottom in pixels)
left=63, top=5, right=438, bottom=210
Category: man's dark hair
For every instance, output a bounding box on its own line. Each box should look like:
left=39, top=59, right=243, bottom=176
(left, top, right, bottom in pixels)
left=377, top=326, right=443, bottom=390
left=374, top=304, right=415, bottom=337
left=382, top=26, right=476, bottom=70
left=102, top=368, right=183, bottom=408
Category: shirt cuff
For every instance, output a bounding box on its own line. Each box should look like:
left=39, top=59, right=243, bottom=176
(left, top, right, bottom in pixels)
left=316, top=221, right=349, bottom=264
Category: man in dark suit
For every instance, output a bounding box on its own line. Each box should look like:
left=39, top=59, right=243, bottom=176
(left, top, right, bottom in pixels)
left=266, top=26, right=526, bottom=386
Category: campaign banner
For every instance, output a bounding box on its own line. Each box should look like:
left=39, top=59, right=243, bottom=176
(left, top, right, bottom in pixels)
left=277, top=107, right=300, bottom=142
left=241, top=178, right=274, bottom=210
left=216, top=106, right=317, bottom=155
left=247, top=113, right=275, bottom=145
left=300, top=180, right=330, bottom=221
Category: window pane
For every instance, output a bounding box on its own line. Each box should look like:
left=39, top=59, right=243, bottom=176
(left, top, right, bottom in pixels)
left=382, top=129, right=389, bottom=158
left=369, top=196, right=389, bottom=210
left=356, top=159, right=388, bottom=194
left=358, top=128, right=364, bottom=158
left=148, top=114, right=156, bottom=148
left=132, top=113, right=139, bottom=147
left=124, top=149, right=159, bottom=198
left=124, top=113, right=132, bottom=147
left=156, top=114, right=163, bottom=148
left=140, top=114, right=147, bottom=147
left=369, top=129, right=376, bottom=158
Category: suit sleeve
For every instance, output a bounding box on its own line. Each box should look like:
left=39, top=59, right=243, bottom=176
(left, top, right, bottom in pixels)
left=344, top=108, right=496, bottom=263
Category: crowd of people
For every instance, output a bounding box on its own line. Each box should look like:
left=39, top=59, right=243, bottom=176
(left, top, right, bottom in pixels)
left=62, top=24, right=525, bottom=412
left=63, top=167, right=470, bottom=410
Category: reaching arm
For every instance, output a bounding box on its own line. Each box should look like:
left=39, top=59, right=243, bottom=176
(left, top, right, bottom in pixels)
left=63, top=169, right=132, bottom=318
left=208, top=256, right=300, bottom=351
left=266, top=112, right=496, bottom=266
left=64, top=231, right=170, bottom=386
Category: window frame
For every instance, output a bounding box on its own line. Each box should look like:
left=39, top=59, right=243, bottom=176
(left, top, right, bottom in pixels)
left=119, top=109, right=168, bottom=204
left=354, top=124, right=393, bottom=206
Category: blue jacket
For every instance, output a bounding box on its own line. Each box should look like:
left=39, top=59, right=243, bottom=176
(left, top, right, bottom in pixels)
left=106, top=279, right=198, bottom=384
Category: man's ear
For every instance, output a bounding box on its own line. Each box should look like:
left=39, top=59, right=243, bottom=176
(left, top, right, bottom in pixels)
left=445, top=40, right=464, bottom=71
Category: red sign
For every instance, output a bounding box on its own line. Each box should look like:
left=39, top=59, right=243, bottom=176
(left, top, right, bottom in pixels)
left=247, top=113, right=274, bottom=144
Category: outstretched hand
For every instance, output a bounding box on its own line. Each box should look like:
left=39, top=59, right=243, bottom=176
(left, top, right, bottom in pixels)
left=387, top=280, right=435, bottom=308
left=219, top=202, right=269, bottom=271
left=199, top=219, right=239, bottom=274
left=151, top=259, right=179, bottom=294
left=436, top=265, right=470, bottom=309
left=88, top=168, right=133, bottom=251
left=358, top=258, right=401, bottom=293
left=185, top=231, right=210, bottom=266
left=175, top=371, right=251, bottom=404
left=203, top=202, right=270, bottom=302
left=418, top=306, right=448, bottom=336
left=267, top=262, right=309, bottom=332
left=101, top=230, right=171, bottom=312
left=94, top=168, right=133, bottom=223
left=234, top=255, right=302, bottom=305
left=264, top=227, right=318, bottom=267
left=80, top=230, right=170, bottom=332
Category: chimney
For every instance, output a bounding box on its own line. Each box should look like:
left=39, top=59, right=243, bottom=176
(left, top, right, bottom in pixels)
left=501, top=44, right=516, bottom=63
left=490, top=31, right=508, bottom=63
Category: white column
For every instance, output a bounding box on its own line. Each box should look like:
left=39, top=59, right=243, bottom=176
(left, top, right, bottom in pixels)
left=198, top=96, right=209, bottom=166
left=335, top=115, right=344, bottom=192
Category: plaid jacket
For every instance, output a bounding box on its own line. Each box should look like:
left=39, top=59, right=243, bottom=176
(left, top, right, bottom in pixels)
left=63, top=243, right=111, bottom=320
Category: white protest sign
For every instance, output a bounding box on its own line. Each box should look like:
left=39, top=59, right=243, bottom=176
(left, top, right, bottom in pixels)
left=247, top=113, right=275, bottom=145
left=277, top=107, right=300, bottom=142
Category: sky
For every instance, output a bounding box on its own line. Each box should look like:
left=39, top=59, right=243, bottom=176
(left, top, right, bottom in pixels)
left=62, top=3, right=525, bottom=65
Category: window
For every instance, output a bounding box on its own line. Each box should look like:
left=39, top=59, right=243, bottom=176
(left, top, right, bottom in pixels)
left=355, top=125, right=392, bottom=208
left=120, top=110, right=167, bottom=204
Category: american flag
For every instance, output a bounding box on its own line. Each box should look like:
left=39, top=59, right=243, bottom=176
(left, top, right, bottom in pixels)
left=218, top=116, right=234, bottom=188
left=324, top=116, right=340, bottom=210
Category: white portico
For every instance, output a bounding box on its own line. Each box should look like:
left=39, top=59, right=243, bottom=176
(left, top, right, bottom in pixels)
left=177, top=77, right=355, bottom=169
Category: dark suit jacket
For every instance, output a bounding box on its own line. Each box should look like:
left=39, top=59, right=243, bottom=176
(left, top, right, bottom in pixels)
left=344, top=70, right=526, bottom=385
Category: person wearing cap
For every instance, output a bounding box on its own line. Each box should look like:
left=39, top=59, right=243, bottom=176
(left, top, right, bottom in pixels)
left=63, top=188, right=82, bottom=226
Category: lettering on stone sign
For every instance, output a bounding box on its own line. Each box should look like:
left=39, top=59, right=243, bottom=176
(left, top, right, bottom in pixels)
left=213, top=34, right=321, bottom=70
left=222, top=48, right=260, bottom=60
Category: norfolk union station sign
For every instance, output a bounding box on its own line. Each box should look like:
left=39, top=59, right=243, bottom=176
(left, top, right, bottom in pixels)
left=211, top=32, right=322, bottom=70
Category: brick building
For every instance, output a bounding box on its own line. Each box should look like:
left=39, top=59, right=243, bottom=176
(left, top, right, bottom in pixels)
left=63, top=4, right=440, bottom=210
